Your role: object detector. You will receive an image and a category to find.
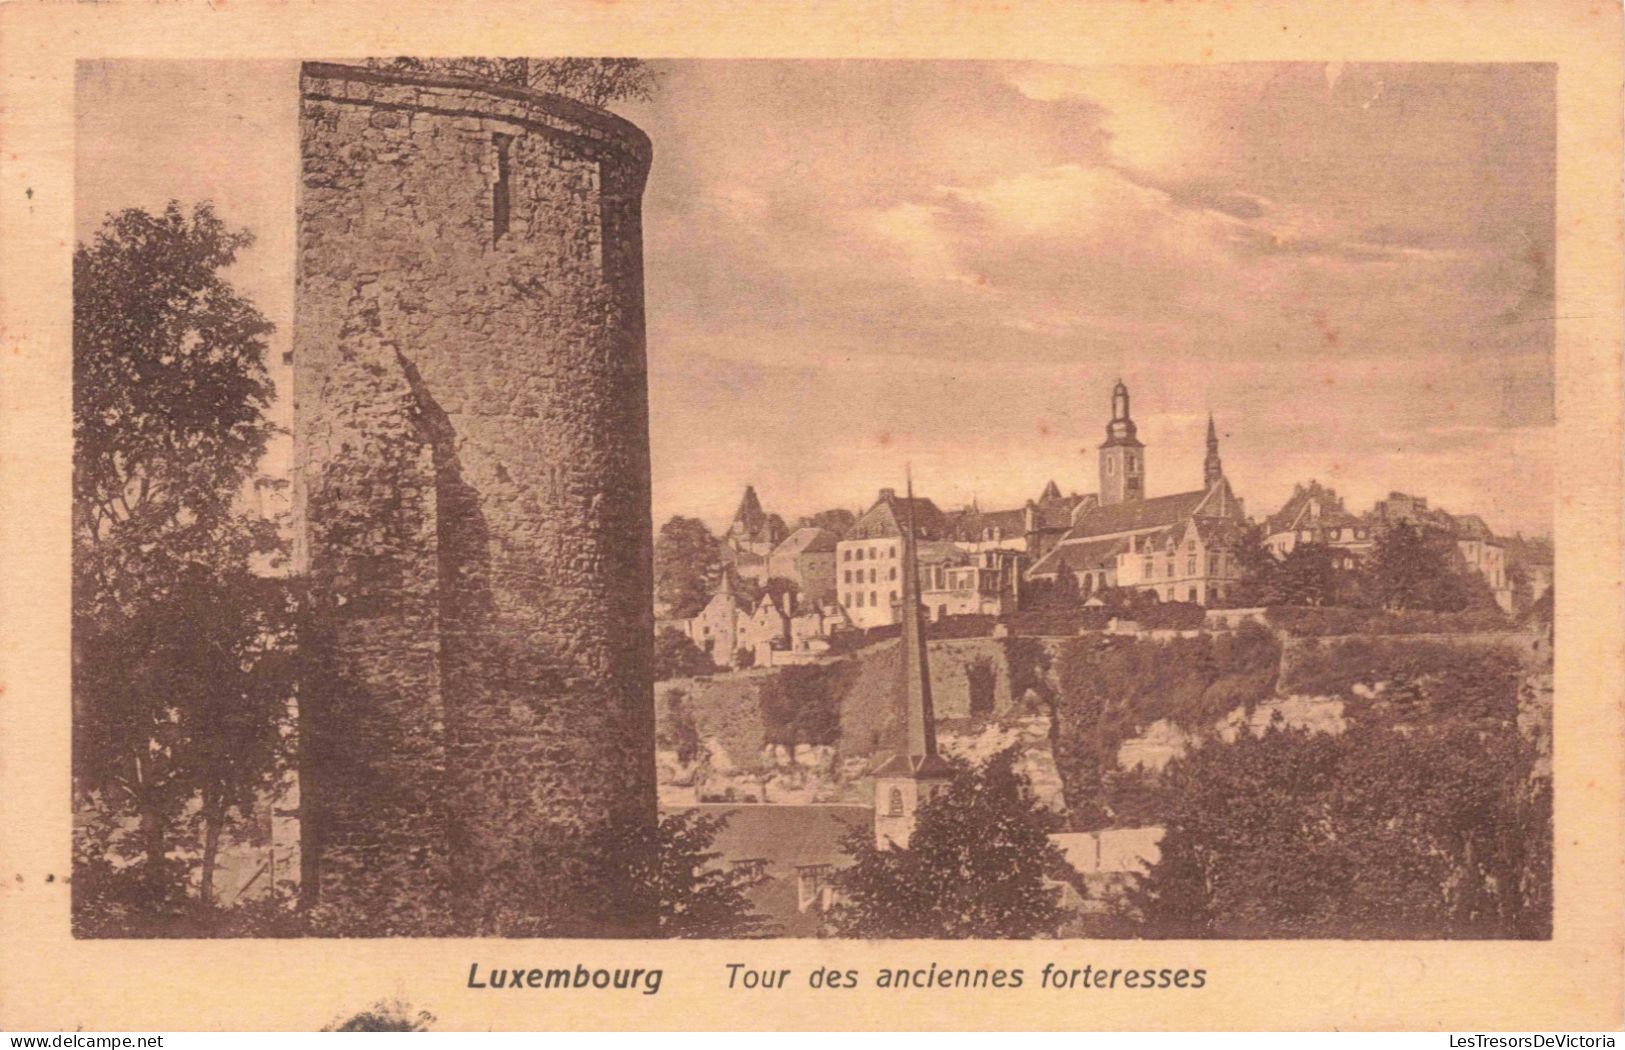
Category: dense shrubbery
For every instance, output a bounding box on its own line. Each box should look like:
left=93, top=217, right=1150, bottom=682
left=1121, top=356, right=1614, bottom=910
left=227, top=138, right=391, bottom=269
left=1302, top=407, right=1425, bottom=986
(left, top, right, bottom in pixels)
left=658, top=689, right=703, bottom=765
left=1130, top=720, right=1550, bottom=939
left=1265, top=605, right=1511, bottom=637
left=434, top=810, right=774, bottom=938
left=827, top=749, right=1070, bottom=938
left=1001, top=635, right=1056, bottom=712
left=653, top=627, right=714, bottom=680
left=1049, top=623, right=1281, bottom=829
left=1004, top=592, right=1206, bottom=635
left=1280, top=636, right=1523, bottom=722
left=825, top=613, right=997, bottom=654
left=758, top=662, right=852, bottom=749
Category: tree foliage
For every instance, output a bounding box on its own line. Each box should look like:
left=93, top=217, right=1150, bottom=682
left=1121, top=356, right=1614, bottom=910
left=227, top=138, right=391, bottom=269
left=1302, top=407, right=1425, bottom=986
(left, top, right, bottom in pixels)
left=1130, top=719, right=1550, bottom=939
left=1361, top=522, right=1497, bottom=612
left=654, top=627, right=713, bottom=680
left=658, top=689, right=704, bottom=766
left=594, top=810, right=776, bottom=938
left=1050, top=624, right=1280, bottom=829
left=827, top=749, right=1071, bottom=938
left=802, top=508, right=856, bottom=537
left=488, top=811, right=773, bottom=938
left=655, top=515, right=722, bottom=618
left=72, top=202, right=293, bottom=926
left=759, top=662, right=847, bottom=750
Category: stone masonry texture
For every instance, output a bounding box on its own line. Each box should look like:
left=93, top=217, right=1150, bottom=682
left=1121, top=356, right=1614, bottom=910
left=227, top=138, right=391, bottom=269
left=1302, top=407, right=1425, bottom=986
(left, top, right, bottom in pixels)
left=293, top=62, right=656, bottom=935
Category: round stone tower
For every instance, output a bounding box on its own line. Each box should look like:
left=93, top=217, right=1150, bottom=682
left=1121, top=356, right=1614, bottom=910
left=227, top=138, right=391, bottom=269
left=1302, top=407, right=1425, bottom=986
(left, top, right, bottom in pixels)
left=293, top=62, right=655, bottom=934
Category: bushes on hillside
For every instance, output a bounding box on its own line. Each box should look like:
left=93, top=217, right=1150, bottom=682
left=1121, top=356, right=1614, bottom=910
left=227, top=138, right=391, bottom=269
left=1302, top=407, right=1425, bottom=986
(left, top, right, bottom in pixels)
left=1280, top=636, right=1522, bottom=723
left=1129, top=720, right=1550, bottom=939
left=1002, top=635, right=1056, bottom=712
left=1266, top=605, right=1510, bottom=637
left=1049, top=622, right=1281, bottom=829
left=654, top=627, right=714, bottom=680
left=1002, top=598, right=1206, bottom=635
left=758, top=662, right=851, bottom=750
left=824, top=613, right=997, bottom=654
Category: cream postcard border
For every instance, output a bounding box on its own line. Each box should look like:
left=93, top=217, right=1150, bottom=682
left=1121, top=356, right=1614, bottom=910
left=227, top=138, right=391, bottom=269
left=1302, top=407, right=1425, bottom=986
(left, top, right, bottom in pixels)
left=1, top=0, right=1620, bottom=1032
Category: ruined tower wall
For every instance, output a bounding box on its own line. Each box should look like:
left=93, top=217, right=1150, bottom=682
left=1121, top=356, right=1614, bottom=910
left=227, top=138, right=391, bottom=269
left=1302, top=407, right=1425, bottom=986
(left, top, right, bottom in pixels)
left=294, top=62, right=656, bottom=933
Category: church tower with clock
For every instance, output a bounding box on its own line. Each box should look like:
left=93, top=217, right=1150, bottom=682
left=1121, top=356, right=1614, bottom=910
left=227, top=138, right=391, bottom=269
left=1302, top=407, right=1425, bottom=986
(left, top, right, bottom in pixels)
left=1099, top=380, right=1145, bottom=506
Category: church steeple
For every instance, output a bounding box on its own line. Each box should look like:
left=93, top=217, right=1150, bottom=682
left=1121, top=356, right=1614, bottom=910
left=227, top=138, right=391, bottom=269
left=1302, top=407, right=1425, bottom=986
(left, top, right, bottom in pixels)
left=872, top=467, right=953, bottom=848
left=1204, top=413, right=1224, bottom=489
left=896, top=468, right=936, bottom=759
left=1098, top=380, right=1145, bottom=506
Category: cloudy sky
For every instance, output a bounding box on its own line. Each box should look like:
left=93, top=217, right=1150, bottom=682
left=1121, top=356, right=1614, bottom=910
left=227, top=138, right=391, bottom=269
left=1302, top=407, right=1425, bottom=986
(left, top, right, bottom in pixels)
left=77, top=60, right=1555, bottom=537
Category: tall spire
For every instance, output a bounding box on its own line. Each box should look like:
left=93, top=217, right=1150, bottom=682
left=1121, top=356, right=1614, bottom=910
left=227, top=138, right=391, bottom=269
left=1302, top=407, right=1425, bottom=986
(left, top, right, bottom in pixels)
left=897, top=465, right=937, bottom=759
left=1101, top=379, right=1142, bottom=449
left=1204, top=413, right=1224, bottom=489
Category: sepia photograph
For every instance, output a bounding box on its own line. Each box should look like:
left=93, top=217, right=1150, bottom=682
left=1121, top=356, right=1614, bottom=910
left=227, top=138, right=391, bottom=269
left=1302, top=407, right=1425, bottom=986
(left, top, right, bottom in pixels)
left=67, top=55, right=1559, bottom=944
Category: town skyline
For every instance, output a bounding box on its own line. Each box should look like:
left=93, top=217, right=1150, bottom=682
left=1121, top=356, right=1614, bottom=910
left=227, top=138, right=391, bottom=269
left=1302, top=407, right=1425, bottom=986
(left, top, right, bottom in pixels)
left=76, top=60, right=1555, bottom=538
left=678, top=391, right=1548, bottom=543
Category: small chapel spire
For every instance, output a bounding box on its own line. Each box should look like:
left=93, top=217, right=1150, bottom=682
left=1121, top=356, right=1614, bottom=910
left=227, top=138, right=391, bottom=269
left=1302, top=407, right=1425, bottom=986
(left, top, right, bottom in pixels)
left=872, top=466, right=953, bottom=848
left=897, top=465, right=937, bottom=759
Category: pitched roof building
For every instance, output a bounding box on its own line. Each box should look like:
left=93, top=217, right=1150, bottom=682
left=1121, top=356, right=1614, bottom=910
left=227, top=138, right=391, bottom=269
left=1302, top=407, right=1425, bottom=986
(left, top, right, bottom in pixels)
left=836, top=487, right=948, bottom=628
left=767, top=526, right=840, bottom=604
left=1027, top=384, right=1246, bottom=606
left=1262, top=480, right=1374, bottom=568
left=945, top=482, right=1095, bottom=563
left=724, top=485, right=788, bottom=568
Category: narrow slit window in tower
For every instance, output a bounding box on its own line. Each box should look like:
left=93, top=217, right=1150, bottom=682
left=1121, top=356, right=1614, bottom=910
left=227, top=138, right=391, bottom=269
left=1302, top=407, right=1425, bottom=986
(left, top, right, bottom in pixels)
left=492, top=133, right=513, bottom=244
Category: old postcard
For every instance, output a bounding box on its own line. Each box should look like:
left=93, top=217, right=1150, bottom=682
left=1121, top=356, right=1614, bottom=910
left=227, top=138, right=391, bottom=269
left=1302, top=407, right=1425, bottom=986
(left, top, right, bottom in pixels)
left=1, top=0, right=1620, bottom=1033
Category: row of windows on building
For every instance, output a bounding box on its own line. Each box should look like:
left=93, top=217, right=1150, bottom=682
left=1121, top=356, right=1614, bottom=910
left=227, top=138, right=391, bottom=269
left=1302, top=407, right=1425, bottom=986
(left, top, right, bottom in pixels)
left=841, top=589, right=900, bottom=609
left=841, top=543, right=900, bottom=562
left=844, top=566, right=899, bottom=585
left=1303, top=527, right=1367, bottom=542
left=1140, top=553, right=1227, bottom=580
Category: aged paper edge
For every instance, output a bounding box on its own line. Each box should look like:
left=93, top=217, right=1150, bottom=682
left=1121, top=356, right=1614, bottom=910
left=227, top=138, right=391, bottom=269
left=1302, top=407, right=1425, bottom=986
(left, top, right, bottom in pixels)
left=0, top=0, right=1620, bottom=1032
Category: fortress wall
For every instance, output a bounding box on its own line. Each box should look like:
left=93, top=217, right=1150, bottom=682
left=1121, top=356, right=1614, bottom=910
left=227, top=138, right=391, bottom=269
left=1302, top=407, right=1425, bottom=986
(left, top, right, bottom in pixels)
left=294, top=63, right=655, bottom=933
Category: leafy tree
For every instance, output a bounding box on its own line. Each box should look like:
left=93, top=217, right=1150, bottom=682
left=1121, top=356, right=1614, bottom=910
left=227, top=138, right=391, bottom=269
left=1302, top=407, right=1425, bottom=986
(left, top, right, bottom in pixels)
left=1272, top=542, right=1342, bottom=607
left=1050, top=625, right=1280, bottom=830
left=655, top=515, right=722, bottom=618
left=523, top=58, right=661, bottom=107
left=1130, top=719, right=1551, bottom=939
left=654, top=627, right=713, bottom=680
left=365, top=57, right=659, bottom=108
left=659, top=689, right=703, bottom=766
left=733, top=646, right=757, bottom=670
left=72, top=202, right=289, bottom=915
left=589, top=810, right=775, bottom=938
left=490, top=811, right=773, bottom=937
left=1223, top=522, right=1281, bottom=608
left=802, top=508, right=856, bottom=537
left=1361, top=522, right=1497, bottom=612
left=759, top=663, right=845, bottom=752
left=827, top=749, right=1071, bottom=938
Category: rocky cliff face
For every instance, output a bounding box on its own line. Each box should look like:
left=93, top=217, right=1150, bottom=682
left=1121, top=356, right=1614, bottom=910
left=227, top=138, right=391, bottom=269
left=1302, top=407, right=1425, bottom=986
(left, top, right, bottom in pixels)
left=655, top=627, right=1551, bottom=830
